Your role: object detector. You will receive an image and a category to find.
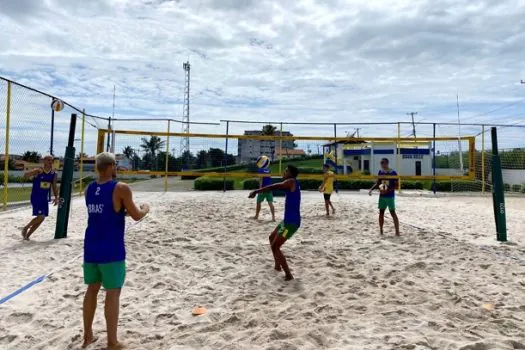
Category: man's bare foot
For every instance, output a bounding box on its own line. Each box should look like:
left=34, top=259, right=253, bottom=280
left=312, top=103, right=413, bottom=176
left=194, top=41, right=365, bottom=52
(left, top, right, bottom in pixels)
left=380, top=231, right=384, bottom=235
left=82, top=333, right=97, bottom=348
left=395, top=232, right=400, bottom=236
left=284, top=275, right=294, bottom=281
left=252, top=216, right=258, bottom=220
left=274, top=265, right=282, bottom=272
left=332, top=208, right=336, bottom=214
left=107, top=341, right=125, bottom=350
left=272, top=218, right=276, bottom=222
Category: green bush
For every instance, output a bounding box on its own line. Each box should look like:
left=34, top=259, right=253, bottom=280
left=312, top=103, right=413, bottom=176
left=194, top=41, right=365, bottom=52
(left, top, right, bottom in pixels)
left=181, top=175, right=200, bottom=180
left=297, top=179, right=323, bottom=190
left=511, top=184, right=521, bottom=192
left=504, top=183, right=511, bottom=191
left=337, top=180, right=375, bottom=190
left=521, top=184, right=525, bottom=194
left=400, top=181, right=424, bottom=190
left=429, top=181, right=491, bottom=192
left=296, top=167, right=323, bottom=174
left=194, top=177, right=234, bottom=191
left=242, top=179, right=259, bottom=190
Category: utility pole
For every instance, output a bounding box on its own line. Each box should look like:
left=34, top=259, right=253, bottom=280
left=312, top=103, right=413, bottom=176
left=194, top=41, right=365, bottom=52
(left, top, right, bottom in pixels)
left=407, top=112, right=417, bottom=138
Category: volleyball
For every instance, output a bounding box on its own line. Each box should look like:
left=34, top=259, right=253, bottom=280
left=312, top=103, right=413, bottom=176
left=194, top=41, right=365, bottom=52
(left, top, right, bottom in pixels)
left=379, top=183, right=388, bottom=191
left=51, top=99, right=64, bottom=112
left=256, top=155, right=270, bottom=169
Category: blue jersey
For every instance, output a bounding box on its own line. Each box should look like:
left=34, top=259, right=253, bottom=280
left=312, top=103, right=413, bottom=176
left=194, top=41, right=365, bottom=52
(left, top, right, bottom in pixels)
left=84, top=181, right=126, bottom=264
left=31, top=170, right=56, bottom=202
left=378, top=169, right=397, bottom=198
left=259, top=167, right=272, bottom=187
left=284, top=179, right=301, bottom=226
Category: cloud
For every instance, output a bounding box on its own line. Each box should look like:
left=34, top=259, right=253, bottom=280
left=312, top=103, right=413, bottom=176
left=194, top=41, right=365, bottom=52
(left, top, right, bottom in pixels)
left=0, top=0, right=525, bottom=156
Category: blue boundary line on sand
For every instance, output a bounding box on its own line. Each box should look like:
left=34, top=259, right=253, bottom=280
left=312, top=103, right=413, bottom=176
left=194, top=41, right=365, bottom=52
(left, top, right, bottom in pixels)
left=0, top=274, right=47, bottom=305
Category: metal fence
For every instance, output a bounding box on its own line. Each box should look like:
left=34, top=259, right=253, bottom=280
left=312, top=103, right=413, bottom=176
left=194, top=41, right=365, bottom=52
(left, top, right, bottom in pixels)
left=2, top=76, right=525, bottom=210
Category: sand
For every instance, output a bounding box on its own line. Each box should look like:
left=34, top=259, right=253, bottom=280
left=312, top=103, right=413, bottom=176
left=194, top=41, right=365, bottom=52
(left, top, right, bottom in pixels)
left=1, top=190, right=525, bottom=350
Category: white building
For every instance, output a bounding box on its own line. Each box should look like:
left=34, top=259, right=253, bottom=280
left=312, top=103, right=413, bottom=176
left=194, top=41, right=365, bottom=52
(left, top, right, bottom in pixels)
left=323, top=141, right=433, bottom=176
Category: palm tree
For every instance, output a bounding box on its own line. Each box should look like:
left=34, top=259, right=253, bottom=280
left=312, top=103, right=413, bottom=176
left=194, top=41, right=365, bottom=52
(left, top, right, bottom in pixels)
left=140, top=136, right=166, bottom=170
left=262, top=124, right=277, bottom=135
left=122, top=146, right=135, bottom=159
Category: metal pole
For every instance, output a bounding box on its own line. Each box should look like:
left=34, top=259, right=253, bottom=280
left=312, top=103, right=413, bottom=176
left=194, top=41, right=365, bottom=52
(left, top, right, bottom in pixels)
left=106, top=117, right=112, bottom=152
left=491, top=127, right=507, bottom=242
left=50, top=107, right=55, bottom=156
left=279, top=122, right=283, bottom=174
left=3, top=82, right=11, bottom=210
left=481, top=125, right=485, bottom=193
left=333, top=123, right=338, bottom=193
left=432, top=123, right=436, bottom=194
left=223, top=121, right=229, bottom=192
left=164, top=120, right=170, bottom=192
left=397, top=122, right=401, bottom=194
left=80, top=110, right=85, bottom=195
left=457, top=94, right=464, bottom=173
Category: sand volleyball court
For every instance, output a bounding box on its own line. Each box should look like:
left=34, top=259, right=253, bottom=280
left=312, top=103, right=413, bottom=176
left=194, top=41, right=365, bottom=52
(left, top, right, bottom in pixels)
left=1, top=191, right=525, bottom=349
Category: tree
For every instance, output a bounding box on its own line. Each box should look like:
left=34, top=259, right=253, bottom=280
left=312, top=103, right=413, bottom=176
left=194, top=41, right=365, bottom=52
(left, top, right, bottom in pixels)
left=122, top=146, right=135, bottom=159
left=22, top=151, right=41, bottom=163
left=196, top=150, right=209, bottom=169
left=262, top=124, right=277, bottom=135
left=76, top=152, right=88, bottom=161
left=140, top=136, right=166, bottom=170
left=208, top=148, right=226, bottom=167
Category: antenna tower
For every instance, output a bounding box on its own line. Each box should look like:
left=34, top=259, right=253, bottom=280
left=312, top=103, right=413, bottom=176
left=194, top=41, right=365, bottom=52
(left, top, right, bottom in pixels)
left=181, top=61, right=191, bottom=155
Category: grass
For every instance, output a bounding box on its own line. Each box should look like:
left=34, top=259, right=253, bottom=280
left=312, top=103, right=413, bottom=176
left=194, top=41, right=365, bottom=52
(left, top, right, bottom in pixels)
left=1, top=178, right=145, bottom=204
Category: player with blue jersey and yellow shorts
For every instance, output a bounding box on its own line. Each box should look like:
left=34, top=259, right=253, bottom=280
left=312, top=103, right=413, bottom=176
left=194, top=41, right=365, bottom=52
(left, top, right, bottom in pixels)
left=369, top=158, right=400, bottom=236
left=249, top=165, right=301, bottom=281
left=82, top=152, right=150, bottom=350
left=21, top=154, right=58, bottom=240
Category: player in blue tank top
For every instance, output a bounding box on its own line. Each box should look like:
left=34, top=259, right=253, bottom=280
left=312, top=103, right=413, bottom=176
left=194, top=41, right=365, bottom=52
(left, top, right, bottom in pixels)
left=21, top=155, right=58, bottom=240
left=249, top=165, right=301, bottom=281
left=253, top=166, right=276, bottom=221
left=368, top=158, right=400, bottom=236
left=81, top=152, right=150, bottom=350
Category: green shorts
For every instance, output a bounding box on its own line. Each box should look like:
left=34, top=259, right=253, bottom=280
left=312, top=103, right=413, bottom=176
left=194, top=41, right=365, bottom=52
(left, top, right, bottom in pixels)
left=378, top=196, right=396, bottom=211
left=276, top=221, right=299, bottom=240
left=83, top=260, right=126, bottom=289
left=257, top=192, right=274, bottom=203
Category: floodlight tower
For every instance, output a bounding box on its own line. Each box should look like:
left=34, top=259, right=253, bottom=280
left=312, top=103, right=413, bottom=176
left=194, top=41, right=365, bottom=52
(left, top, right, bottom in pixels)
left=181, top=61, right=191, bottom=156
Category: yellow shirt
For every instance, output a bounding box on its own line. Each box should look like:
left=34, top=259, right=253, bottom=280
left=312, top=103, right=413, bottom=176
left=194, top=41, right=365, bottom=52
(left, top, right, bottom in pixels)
left=323, top=171, right=334, bottom=194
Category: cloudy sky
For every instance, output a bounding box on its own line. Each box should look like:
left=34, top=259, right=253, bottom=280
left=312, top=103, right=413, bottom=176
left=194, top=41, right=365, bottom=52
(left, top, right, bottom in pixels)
left=1, top=0, right=525, bottom=154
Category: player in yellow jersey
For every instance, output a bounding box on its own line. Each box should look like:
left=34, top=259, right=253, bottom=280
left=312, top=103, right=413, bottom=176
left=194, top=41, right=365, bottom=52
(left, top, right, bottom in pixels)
left=319, top=164, right=336, bottom=216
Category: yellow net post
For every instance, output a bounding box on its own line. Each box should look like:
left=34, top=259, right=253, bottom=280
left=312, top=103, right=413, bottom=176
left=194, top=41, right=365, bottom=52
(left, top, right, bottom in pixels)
left=396, top=122, right=401, bottom=194
left=80, top=109, right=85, bottom=195
left=482, top=124, right=485, bottom=193
left=3, top=81, right=11, bottom=210
left=279, top=122, right=283, bottom=174
left=164, top=120, right=170, bottom=192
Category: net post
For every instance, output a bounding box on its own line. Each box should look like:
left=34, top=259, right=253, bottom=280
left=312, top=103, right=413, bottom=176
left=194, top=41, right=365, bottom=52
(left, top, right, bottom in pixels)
left=481, top=125, right=485, bottom=193
left=223, top=121, right=229, bottom=192
left=106, top=117, right=112, bottom=152
left=164, top=120, right=170, bottom=192
left=491, top=127, right=507, bottom=242
left=333, top=123, right=339, bottom=193
left=279, top=122, right=283, bottom=174
left=3, top=81, right=11, bottom=211
left=50, top=102, right=55, bottom=156
left=397, top=122, right=402, bottom=194
left=432, top=123, right=436, bottom=194
left=80, top=109, right=85, bottom=195
left=55, top=113, right=77, bottom=239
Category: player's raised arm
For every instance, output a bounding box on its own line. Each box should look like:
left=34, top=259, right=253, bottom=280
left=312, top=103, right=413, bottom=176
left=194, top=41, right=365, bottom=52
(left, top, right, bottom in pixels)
left=116, top=183, right=149, bottom=221
left=248, top=178, right=294, bottom=198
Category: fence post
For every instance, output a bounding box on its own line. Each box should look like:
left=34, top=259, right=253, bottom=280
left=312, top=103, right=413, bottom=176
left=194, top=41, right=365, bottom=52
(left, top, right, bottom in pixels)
left=55, top=114, right=77, bottom=239
left=397, top=122, right=401, bottom=194
left=432, top=123, right=436, bottom=194
left=164, top=120, right=170, bottom=192
left=333, top=123, right=338, bottom=193
left=279, top=122, right=283, bottom=174
left=481, top=125, right=485, bottom=193
left=106, top=116, right=112, bottom=152
left=491, top=127, right=507, bottom=242
left=80, top=109, right=85, bottom=195
left=223, top=121, right=229, bottom=192
left=3, top=82, right=11, bottom=210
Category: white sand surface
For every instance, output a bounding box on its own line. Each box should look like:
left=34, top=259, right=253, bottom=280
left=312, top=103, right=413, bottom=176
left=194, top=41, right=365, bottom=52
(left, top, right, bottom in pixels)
left=1, top=191, right=525, bottom=350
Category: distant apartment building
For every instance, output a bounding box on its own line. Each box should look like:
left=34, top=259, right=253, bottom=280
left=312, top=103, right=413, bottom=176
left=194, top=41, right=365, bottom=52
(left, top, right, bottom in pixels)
left=237, top=130, right=296, bottom=163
